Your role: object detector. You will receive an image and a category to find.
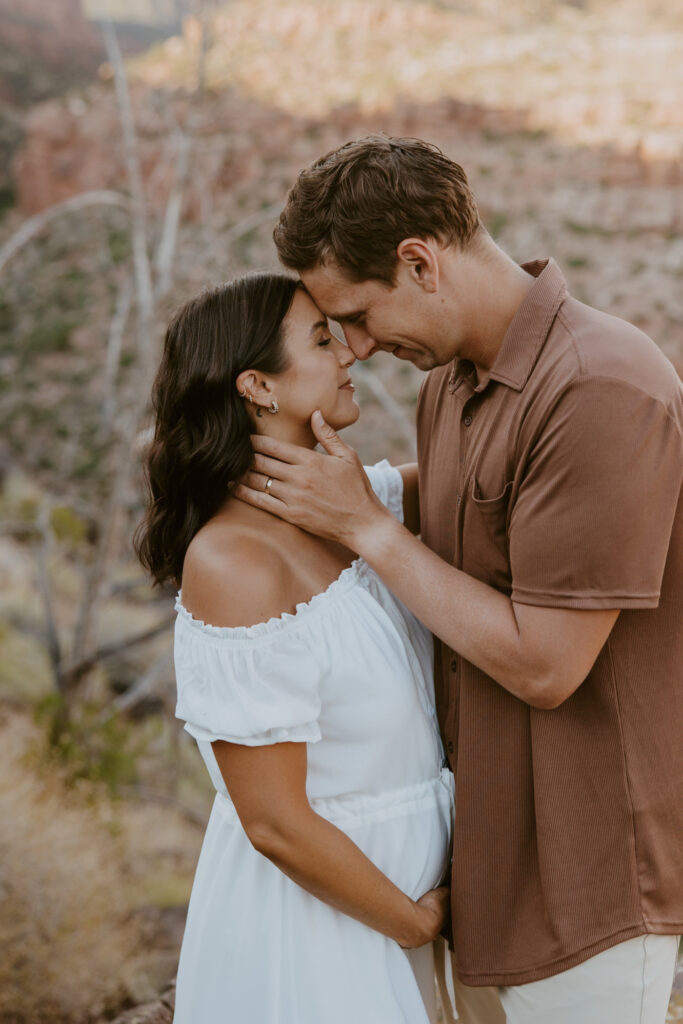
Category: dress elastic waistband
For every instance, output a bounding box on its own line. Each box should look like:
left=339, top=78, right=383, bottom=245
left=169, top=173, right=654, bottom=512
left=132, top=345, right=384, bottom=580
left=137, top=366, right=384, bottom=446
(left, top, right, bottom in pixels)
left=214, top=767, right=454, bottom=830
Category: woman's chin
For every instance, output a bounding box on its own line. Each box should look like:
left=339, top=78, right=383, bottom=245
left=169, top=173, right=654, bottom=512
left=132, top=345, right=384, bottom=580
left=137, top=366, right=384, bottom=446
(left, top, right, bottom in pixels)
left=326, top=400, right=361, bottom=432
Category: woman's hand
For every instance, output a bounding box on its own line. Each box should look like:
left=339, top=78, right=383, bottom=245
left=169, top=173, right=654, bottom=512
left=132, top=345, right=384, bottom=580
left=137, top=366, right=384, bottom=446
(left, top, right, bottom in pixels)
left=400, top=886, right=451, bottom=948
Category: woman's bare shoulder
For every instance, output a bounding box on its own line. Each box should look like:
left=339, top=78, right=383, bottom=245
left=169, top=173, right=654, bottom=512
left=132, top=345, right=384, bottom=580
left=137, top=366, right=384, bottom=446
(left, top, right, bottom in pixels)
left=181, top=514, right=291, bottom=629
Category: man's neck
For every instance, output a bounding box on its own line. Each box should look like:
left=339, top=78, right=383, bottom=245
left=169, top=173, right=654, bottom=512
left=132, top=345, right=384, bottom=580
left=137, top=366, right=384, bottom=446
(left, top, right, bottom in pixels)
left=442, top=237, right=535, bottom=381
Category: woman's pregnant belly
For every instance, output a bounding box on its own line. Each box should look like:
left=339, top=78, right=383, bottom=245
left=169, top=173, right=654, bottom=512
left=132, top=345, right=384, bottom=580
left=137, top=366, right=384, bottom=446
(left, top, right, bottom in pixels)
left=310, top=768, right=454, bottom=900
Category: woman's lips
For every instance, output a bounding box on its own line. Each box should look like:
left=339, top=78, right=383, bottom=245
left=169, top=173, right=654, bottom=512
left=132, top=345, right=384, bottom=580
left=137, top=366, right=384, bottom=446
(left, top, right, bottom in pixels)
left=339, top=379, right=355, bottom=390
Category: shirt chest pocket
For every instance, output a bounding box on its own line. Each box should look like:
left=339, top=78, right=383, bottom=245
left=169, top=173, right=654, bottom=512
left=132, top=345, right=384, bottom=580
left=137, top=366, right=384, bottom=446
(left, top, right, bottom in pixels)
left=461, top=477, right=513, bottom=593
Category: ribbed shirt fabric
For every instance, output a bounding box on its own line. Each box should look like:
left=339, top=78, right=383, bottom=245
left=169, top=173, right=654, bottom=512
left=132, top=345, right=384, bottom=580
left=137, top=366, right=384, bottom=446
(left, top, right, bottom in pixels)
left=416, top=258, right=683, bottom=987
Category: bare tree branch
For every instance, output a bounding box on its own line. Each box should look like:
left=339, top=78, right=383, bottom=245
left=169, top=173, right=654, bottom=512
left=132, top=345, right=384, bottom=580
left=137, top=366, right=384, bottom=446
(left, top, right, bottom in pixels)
left=0, top=191, right=130, bottom=275
left=100, top=274, right=133, bottom=435
left=34, top=504, right=65, bottom=694
left=58, top=413, right=84, bottom=479
left=70, top=462, right=125, bottom=672
left=68, top=20, right=159, bottom=676
left=103, top=649, right=173, bottom=719
left=224, top=201, right=284, bottom=245
left=64, top=614, right=175, bottom=691
left=154, top=130, right=192, bottom=298
left=100, top=18, right=155, bottom=381
left=143, top=135, right=178, bottom=198
left=195, top=0, right=213, bottom=96
left=115, top=787, right=206, bottom=828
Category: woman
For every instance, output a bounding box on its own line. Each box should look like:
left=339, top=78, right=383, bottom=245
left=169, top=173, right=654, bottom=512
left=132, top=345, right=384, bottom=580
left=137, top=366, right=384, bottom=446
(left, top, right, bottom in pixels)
left=136, top=273, right=454, bottom=1024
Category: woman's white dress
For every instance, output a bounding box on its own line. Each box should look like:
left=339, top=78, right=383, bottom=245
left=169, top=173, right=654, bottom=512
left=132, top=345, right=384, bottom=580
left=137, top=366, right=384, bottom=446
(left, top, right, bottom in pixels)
left=172, top=461, right=454, bottom=1024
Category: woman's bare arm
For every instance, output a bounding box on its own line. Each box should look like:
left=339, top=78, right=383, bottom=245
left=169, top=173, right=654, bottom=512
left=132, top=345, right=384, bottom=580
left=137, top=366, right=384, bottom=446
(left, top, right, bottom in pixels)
left=212, top=739, right=447, bottom=948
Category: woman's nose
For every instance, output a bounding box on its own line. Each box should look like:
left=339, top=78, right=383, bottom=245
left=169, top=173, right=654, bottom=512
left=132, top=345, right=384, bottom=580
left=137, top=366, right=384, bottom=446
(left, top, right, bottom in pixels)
left=334, top=336, right=356, bottom=367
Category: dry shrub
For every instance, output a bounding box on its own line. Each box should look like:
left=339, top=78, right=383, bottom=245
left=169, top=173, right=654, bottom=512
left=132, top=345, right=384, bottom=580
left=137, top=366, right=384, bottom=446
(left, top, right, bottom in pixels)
left=0, top=712, right=136, bottom=1023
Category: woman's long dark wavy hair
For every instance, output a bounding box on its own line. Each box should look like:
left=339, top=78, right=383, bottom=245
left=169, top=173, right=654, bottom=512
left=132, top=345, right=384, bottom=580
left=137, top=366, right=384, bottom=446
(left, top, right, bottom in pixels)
left=135, top=273, right=299, bottom=587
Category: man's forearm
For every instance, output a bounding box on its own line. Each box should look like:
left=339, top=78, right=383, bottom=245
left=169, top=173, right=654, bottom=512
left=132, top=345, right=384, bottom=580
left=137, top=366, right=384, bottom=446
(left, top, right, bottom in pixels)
left=351, top=514, right=577, bottom=709
left=240, top=429, right=617, bottom=702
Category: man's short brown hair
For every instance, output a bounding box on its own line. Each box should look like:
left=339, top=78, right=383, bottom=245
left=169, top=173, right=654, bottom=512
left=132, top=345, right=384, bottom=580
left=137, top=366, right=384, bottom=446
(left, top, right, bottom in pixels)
left=273, top=135, right=481, bottom=284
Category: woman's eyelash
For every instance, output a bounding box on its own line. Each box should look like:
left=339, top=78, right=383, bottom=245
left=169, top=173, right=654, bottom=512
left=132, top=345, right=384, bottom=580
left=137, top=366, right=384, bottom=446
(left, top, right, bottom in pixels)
left=318, top=337, right=332, bottom=347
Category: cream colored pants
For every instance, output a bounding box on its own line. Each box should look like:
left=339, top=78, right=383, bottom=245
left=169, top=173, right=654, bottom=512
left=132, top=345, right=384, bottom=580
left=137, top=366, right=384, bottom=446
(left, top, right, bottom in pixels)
left=437, top=935, right=679, bottom=1024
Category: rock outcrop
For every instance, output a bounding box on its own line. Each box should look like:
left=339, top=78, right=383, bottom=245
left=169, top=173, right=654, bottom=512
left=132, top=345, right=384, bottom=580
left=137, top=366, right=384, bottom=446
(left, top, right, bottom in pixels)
left=109, top=980, right=175, bottom=1024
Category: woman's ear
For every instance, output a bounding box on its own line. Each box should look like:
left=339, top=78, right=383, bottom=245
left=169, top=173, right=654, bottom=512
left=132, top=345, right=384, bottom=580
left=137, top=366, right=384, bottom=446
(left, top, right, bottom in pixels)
left=396, top=238, right=439, bottom=293
left=235, top=369, right=255, bottom=401
left=235, top=370, right=275, bottom=414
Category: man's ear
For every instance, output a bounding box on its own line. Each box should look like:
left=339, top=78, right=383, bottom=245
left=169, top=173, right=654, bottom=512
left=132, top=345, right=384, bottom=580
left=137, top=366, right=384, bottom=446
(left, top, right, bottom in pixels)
left=396, top=238, right=439, bottom=293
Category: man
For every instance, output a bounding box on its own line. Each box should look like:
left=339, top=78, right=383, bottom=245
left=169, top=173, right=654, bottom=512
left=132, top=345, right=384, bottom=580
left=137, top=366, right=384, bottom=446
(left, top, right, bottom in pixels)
left=237, top=136, right=682, bottom=1023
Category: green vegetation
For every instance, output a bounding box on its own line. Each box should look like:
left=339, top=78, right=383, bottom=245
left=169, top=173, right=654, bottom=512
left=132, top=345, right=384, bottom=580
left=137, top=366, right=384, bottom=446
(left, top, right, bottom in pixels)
left=50, top=504, right=89, bottom=545
left=567, top=255, right=591, bottom=268
left=486, top=212, right=509, bottom=238
left=35, top=694, right=147, bottom=795
left=108, top=226, right=133, bottom=263
left=0, top=182, right=15, bottom=217
left=24, top=315, right=73, bottom=353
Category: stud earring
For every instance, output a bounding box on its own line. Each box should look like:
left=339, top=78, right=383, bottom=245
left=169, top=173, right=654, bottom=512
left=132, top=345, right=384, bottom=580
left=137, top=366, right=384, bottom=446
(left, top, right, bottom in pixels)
left=268, top=400, right=279, bottom=415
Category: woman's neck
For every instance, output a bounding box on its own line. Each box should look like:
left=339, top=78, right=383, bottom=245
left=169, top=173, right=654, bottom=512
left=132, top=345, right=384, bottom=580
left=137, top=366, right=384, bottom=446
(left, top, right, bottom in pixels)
left=251, top=416, right=317, bottom=450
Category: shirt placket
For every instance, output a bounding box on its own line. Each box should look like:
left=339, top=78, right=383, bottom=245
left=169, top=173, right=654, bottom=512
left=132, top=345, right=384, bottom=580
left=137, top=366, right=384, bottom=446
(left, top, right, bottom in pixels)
left=453, top=386, right=478, bottom=570
left=444, top=373, right=477, bottom=766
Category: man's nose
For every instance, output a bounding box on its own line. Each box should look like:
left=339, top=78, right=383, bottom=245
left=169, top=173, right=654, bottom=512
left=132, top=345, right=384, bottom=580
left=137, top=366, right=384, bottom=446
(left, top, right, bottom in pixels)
left=344, top=325, right=377, bottom=360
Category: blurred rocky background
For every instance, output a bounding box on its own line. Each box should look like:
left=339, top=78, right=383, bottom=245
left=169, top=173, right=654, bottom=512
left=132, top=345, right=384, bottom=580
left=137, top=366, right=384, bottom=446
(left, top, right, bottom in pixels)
left=0, top=1, right=681, bottom=1020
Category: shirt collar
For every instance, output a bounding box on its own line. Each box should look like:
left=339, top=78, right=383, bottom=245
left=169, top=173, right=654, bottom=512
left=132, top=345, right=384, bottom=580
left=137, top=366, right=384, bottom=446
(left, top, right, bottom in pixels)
left=449, top=258, right=568, bottom=394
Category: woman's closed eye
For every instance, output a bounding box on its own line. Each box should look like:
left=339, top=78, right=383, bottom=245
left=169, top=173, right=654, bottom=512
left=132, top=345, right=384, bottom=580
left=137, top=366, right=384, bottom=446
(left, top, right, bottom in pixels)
left=318, top=336, right=332, bottom=347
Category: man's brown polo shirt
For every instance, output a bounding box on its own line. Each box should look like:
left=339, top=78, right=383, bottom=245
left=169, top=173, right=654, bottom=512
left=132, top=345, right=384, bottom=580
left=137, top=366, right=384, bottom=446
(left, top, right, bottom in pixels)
left=416, top=258, right=682, bottom=986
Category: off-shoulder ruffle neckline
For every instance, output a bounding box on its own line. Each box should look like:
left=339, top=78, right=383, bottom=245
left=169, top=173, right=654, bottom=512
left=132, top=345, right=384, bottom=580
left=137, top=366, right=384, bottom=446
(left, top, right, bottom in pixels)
left=175, top=557, right=370, bottom=640
left=174, top=460, right=403, bottom=642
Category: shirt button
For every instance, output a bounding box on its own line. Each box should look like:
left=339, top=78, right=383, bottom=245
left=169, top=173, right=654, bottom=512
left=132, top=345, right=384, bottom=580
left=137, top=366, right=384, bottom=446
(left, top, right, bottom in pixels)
left=450, top=658, right=458, bottom=672
left=447, top=741, right=455, bottom=754
left=464, top=415, right=472, bottom=426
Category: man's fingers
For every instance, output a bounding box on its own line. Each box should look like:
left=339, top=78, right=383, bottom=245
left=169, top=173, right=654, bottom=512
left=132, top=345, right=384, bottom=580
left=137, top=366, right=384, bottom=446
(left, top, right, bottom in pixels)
left=251, top=452, right=298, bottom=481
left=233, top=482, right=287, bottom=517
left=311, top=410, right=350, bottom=457
left=242, top=470, right=275, bottom=494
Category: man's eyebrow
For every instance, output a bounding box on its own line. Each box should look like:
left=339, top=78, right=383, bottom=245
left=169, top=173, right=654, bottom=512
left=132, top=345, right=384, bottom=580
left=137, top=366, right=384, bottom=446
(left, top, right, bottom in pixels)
left=308, top=319, right=329, bottom=336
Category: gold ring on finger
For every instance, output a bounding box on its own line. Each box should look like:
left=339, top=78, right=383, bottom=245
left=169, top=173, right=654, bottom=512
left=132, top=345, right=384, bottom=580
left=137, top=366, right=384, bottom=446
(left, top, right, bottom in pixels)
left=264, top=477, right=274, bottom=494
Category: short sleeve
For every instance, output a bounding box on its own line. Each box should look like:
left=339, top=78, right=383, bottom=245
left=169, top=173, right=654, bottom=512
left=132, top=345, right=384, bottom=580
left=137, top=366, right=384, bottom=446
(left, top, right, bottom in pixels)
left=510, top=377, right=682, bottom=608
left=364, top=459, right=404, bottom=523
left=173, top=612, right=323, bottom=746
